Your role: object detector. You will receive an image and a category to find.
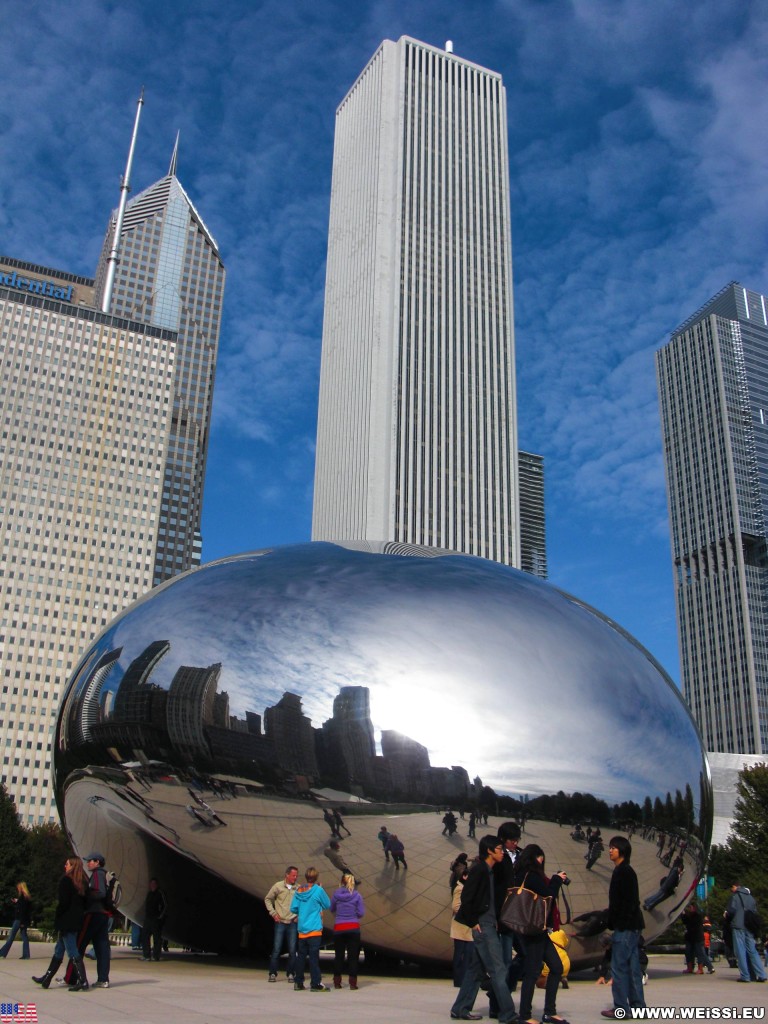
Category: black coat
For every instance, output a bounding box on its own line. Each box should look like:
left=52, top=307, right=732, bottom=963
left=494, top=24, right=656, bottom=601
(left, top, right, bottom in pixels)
left=54, top=874, right=86, bottom=934
left=608, top=860, right=644, bottom=932
left=12, top=895, right=32, bottom=927
left=454, top=860, right=493, bottom=929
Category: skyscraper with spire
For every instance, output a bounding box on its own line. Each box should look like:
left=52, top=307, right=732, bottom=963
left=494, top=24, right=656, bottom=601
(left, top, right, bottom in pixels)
left=312, top=37, right=520, bottom=565
left=94, top=137, right=226, bottom=583
left=0, top=104, right=224, bottom=822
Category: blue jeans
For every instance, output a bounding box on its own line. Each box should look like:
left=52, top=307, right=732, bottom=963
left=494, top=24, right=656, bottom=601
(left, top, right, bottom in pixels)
left=612, top=930, right=645, bottom=1011
left=0, top=920, right=30, bottom=959
left=295, top=934, right=322, bottom=988
left=54, top=931, right=80, bottom=961
left=732, top=927, right=767, bottom=982
left=269, top=920, right=297, bottom=975
left=451, top=925, right=517, bottom=1024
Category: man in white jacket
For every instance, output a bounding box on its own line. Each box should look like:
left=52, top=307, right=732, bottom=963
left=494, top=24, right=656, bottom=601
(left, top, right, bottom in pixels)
left=264, top=866, right=299, bottom=982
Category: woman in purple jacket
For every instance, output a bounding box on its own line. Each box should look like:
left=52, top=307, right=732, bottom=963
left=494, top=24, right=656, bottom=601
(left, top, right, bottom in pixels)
left=330, top=873, right=365, bottom=989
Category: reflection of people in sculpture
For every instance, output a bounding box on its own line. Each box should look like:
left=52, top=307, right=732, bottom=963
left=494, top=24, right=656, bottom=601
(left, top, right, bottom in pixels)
left=377, top=826, right=390, bottom=861
left=323, top=808, right=341, bottom=837
left=511, top=843, right=569, bottom=1024
left=585, top=833, right=604, bottom=870
left=333, top=808, right=352, bottom=837
left=468, top=811, right=476, bottom=838
left=442, top=810, right=457, bottom=836
left=330, top=873, right=365, bottom=990
left=385, top=834, right=408, bottom=870
left=324, top=840, right=352, bottom=877
left=642, top=857, right=683, bottom=911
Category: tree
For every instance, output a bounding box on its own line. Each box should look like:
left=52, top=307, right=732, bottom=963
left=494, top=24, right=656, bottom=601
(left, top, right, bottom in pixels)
left=0, top=783, right=27, bottom=921
left=25, top=823, right=71, bottom=929
left=708, top=762, right=768, bottom=916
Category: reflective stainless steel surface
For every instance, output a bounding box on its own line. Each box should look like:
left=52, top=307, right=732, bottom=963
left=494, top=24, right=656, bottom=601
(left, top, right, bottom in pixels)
left=55, top=542, right=712, bottom=965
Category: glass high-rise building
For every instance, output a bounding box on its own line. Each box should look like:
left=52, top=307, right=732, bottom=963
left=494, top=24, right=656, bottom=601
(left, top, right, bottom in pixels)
left=656, top=282, right=768, bottom=754
left=0, top=150, right=225, bottom=822
left=94, top=161, right=226, bottom=584
left=312, top=37, right=519, bottom=565
left=518, top=451, right=547, bottom=579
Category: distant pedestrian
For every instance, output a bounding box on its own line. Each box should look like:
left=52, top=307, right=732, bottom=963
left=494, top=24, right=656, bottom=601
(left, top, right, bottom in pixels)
left=334, top=808, right=352, bottom=836
left=0, top=882, right=32, bottom=960
left=140, top=878, right=168, bottom=962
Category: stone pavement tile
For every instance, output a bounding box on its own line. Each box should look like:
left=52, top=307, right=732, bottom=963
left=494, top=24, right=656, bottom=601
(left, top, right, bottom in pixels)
left=0, top=945, right=765, bottom=1024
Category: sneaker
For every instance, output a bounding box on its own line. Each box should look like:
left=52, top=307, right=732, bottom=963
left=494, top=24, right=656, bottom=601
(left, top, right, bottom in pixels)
left=293, top=982, right=305, bottom=990
left=310, top=984, right=330, bottom=991
left=93, top=981, right=110, bottom=989
left=139, top=956, right=151, bottom=961
left=287, top=973, right=295, bottom=982
left=268, top=973, right=277, bottom=983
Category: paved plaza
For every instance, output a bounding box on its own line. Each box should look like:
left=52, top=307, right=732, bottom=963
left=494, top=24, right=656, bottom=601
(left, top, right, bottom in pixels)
left=1, top=945, right=765, bottom=1024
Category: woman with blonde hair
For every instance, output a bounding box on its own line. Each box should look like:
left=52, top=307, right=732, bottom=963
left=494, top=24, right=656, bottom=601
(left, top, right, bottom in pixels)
left=32, top=856, right=88, bottom=991
left=330, top=872, right=365, bottom=989
left=0, top=882, right=32, bottom=959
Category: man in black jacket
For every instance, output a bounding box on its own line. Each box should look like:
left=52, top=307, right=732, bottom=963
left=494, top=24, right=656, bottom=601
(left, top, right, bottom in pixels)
left=450, top=835, right=519, bottom=1022
left=141, top=879, right=168, bottom=962
left=601, top=836, right=645, bottom=1019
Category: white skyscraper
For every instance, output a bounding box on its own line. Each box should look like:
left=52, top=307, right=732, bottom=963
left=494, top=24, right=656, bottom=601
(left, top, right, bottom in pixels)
left=313, top=37, right=519, bottom=565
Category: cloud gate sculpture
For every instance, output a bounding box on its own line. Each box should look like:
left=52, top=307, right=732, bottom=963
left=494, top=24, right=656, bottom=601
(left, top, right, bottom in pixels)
left=55, top=542, right=712, bottom=966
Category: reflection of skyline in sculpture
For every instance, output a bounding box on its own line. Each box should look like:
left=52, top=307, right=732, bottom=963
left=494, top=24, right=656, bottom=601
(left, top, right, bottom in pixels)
left=54, top=542, right=712, bottom=965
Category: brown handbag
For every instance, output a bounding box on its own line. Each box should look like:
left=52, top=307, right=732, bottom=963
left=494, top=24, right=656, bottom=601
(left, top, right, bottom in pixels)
left=499, top=873, right=551, bottom=935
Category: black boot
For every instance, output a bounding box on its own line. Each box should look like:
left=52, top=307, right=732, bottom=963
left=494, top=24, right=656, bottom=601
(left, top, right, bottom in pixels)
left=68, top=956, right=89, bottom=992
left=33, top=955, right=63, bottom=989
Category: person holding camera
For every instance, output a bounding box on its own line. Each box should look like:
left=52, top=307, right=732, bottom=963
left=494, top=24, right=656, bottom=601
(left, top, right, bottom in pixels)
left=0, top=882, right=32, bottom=959
left=512, top=843, right=570, bottom=1024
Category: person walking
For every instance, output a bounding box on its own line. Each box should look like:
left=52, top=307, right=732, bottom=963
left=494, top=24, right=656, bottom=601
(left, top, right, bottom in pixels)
left=450, top=862, right=473, bottom=988
left=0, top=882, right=32, bottom=960
left=77, top=851, right=112, bottom=989
left=725, top=882, right=767, bottom=984
left=32, top=856, right=87, bottom=991
left=330, top=873, right=365, bottom=989
left=512, top=843, right=570, bottom=1024
left=601, top=836, right=646, bottom=1019
left=450, top=834, right=518, bottom=1023
left=290, top=867, right=331, bottom=992
left=681, top=902, right=714, bottom=975
left=264, top=865, right=299, bottom=982
left=140, top=878, right=168, bottom=962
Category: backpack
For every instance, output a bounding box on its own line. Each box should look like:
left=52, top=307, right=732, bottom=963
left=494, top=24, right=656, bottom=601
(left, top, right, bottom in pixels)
left=104, top=873, right=122, bottom=914
left=744, top=907, right=763, bottom=938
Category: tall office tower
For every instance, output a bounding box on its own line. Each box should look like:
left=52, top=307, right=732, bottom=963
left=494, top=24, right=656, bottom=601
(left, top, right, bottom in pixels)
left=93, top=156, right=226, bottom=584
left=0, top=257, right=176, bottom=821
left=518, top=450, right=547, bottom=579
left=656, top=282, right=768, bottom=754
left=313, top=37, right=519, bottom=565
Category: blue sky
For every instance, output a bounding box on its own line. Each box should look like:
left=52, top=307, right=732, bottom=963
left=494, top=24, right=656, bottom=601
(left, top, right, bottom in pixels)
left=1, top=0, right=766, bottom=686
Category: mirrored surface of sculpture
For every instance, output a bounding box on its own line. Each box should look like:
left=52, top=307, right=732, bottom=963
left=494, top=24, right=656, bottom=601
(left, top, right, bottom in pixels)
left=55, top=542, right=712, bottom=965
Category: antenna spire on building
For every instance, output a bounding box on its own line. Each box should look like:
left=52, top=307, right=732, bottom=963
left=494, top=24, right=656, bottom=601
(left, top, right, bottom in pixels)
left=169, top=130, right=180, bottom=177
left=101, top=88, right=144, bottom=315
